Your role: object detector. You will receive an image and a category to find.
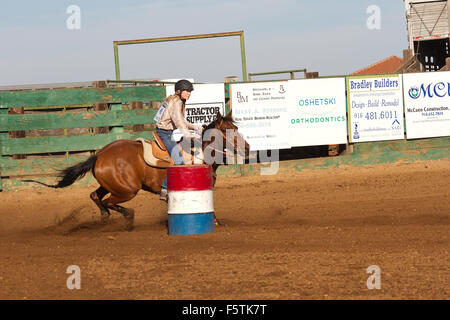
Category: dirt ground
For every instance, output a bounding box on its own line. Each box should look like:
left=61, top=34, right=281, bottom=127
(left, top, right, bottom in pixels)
left=0, top=159, right=449, bottom=300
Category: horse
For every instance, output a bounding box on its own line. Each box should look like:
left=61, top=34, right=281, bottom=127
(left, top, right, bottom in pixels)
left=23, top=113, right=250, bottom=231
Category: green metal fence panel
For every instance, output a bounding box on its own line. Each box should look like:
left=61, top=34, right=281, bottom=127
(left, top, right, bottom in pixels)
left=109, top=103, right=125, bottom=134
left=2, top=174, right=97, bottom=192
left=0, top=109, right=157, bottom=131
left=353, top=137, right=450, bottom=153
left=0, top=105, right=8, bottom=191
left=1, top=131, right=155, bottom=155
left=0, top=86, right=166, bottom=108
left=0, top=154, right=91, bottom=177
left=0, top=85, right=166, bottom=191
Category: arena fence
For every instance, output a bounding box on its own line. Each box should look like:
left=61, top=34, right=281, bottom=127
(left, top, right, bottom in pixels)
left=1, top=81, right=449, bottom=192
left=0, top=84, right=166, bottom=191
left=217, top=136, right=450, bottom=177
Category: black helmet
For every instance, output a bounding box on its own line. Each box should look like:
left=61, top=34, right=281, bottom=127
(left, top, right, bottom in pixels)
left=175, top=79, right=194, bottom=92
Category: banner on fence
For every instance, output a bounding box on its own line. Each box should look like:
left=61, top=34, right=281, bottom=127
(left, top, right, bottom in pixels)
left=347, top=74, right=404, bottom=143
left=403, top=72, right=450, bottom=139
left=166, top=83, right=225, bottom=125
left=288, top=78, right=347, bottom=147
left=231, top=81, right=290, bottom=151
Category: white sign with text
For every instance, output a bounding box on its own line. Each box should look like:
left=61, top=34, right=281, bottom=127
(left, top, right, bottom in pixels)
left=347, top=75, right=404, bottom=142
left=166, top=83, right=225, bottom=125
left=231, top=81, right=290, bottom=151
left=288, top=78, right=347, bottom=147
left=403, top=72, right=450, bottom=139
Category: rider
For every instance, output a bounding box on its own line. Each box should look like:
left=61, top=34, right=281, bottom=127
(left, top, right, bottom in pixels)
left=155, top=79, right=203, bottom=201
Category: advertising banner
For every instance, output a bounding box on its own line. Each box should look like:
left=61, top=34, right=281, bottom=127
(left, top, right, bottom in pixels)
left=347, top=74, right=404, bottom=143
left=288, top=78, right=347, bottom=147
left=166, top=83, right=225, bottom=125
left=231, top=81, right=290, bottom=151
left=403, top=72, right=450, bottom=139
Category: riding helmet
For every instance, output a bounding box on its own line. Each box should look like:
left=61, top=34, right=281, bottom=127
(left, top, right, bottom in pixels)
left=175, top=79, right=194, bottom=92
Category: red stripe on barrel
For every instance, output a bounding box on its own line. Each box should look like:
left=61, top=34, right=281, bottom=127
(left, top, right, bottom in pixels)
left=167, top=164, right=213, bottom=191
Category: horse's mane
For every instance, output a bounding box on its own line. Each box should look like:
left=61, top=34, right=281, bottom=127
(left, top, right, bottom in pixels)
left=221, top=115, right=235, bottom=124
left=203, top=114, right=235, bottom=132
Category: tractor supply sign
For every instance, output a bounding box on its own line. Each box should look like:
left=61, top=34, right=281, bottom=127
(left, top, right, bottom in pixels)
left=166, top=83, right=225, bottom=125
left=347, top=75, right=404, bottom=143
left=403, top=72, right=450, bottom=139
left=288, top=78, right=347, bottom=147
left=231, top=81, right=290, bottom=151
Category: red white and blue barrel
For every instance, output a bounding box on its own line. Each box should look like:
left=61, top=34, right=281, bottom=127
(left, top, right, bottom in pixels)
left=167, top=164, right=214, bottom=236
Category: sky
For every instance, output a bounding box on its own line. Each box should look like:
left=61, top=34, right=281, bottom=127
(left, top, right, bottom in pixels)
left=0, top=0, right=409, bottom=86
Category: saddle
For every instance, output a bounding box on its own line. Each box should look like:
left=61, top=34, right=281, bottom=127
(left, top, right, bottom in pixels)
left=136, top=131, right=202, bottom=168
left=136, top=132, right=174, bottom=168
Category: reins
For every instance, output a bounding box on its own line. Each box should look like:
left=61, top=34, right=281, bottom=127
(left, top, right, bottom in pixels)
left=203, top=127, right=237, bottom=156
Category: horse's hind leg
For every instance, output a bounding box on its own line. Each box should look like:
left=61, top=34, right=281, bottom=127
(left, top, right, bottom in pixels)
left=90, top=186, right=111, bottom=224
left=102, top=193, right=137, bottom=231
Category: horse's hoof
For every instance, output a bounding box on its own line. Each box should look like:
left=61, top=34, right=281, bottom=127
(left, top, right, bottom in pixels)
left=214, top=219, right=227, bottom=227
left=124, top=217, right=134, bottom=231
left=100, top=214, right=110, bottom=225
left=125, top=210, right=135, bottom=231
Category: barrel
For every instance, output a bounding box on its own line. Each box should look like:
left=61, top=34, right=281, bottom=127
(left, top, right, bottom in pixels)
left=167, top=164, right=214, bottom=236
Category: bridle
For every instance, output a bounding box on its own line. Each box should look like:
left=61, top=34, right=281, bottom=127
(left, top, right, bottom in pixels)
left=204, top=143, right=226, bottom=155
left=203, top=127, right=243, bottom=157
left=181, top=122, right=248, bottom=164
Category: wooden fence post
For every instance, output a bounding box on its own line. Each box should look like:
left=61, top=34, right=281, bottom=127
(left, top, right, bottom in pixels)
left=92, top=81, right=109, bottom=134
left=151, top=101, right=161, bottom=130
left=131, top=101, right=144, bottom=132
left=9, top=107, right=26, bottom=159
left=0, top=105, right=9, bottom=190
left=306, top=72, right=319, bottom=79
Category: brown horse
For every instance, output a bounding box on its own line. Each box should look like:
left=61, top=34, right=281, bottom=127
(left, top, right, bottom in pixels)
left=24, top=113, right=250, bottom=230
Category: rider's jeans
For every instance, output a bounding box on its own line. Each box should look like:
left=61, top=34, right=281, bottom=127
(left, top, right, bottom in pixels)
left=156, top=128, right=185, bottom=190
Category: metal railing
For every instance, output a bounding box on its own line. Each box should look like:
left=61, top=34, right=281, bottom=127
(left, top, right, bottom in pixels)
left=113, top=31, right=248, bottom=84
left=248, top=69, right=307, bottom=81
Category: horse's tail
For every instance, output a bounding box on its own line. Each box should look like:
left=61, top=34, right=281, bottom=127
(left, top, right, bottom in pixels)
left=22, top=155, right=97, bottom=189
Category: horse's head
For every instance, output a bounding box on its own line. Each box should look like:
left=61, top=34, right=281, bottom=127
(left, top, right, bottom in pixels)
left=202, top=111, right=250, bottom=164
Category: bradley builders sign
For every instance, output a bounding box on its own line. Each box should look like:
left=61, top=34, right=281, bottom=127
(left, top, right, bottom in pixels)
left=347, top=74, right=404, bottom=143
left=403, top=72, right=450, bottom=139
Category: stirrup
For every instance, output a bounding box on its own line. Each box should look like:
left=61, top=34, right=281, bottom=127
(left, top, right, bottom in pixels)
left=160, top=189, right=168, bottom=202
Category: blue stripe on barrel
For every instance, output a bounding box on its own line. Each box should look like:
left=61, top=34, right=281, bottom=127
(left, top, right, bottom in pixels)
left=167, top=164, right=214, bottom=236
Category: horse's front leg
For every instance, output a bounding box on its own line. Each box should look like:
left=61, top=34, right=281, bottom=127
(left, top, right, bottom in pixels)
left=102, top=193, right=137, bottom=231
left=90, top=186, right=111, bottom=224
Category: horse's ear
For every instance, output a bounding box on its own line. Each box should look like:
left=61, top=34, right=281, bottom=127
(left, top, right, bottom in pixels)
left=216, top=112, right=223, bottom=121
